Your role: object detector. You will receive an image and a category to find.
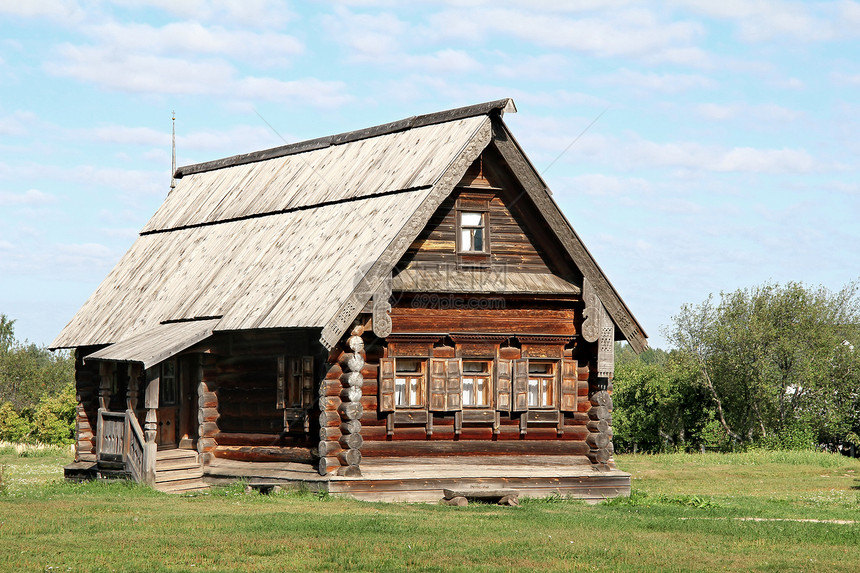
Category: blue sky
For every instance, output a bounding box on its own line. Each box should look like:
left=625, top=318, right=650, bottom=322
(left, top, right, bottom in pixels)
left=1, top=0, right=858, bottom=349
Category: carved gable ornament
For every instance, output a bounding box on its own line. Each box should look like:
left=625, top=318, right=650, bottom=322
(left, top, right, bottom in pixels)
left=582, top=278, right=615, bottom=378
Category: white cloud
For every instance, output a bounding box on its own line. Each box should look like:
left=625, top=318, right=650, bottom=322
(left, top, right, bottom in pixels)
left=83, top=125, right=169, bottom=147
left=402, top=50, right=480, bottom=74
left=695, top=102, right=802, bottom=122
left=562, top=173, right=652, bottom=198
left=492, top=53, right=569, bottom=80
left=323, top=7, right=407, bottom=58
left=86, top=21, right=303, bottom=66
left=428, top=6, right=705, bottom=61
left=673, top=0, right=837, bottom=42
left=517, top=123, right=818, bottom=175
left=46, top=45, right=352, bottom=107
left=76, top=123, right=287, bottom=156
left=177, top=125, right=280, bottom=154
left=832, top=71, right=860, bottom=85
left=322, top=8, right=480, bottom=73
left=0, top=189, right=55, bottom=206
left=120, top=0, right=295, bottom=29
left=0, top=0, right=84, bottom=22
left=46, top=45, right=236, bottom=95
left=51, top=242, right=119, bottom=275
left=0, top=111, right=37, bottom=136
left=624, top=137, right=816, bottom=173
left=713, top=147, right=814, bottom=173
left=236, top=77, right=353, bottom=108
left=101, top=228, right=139, bottom=240
left=591, top=69, right=717, bottom=93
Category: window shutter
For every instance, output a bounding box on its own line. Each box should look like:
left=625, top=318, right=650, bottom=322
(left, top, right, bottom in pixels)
left=512, top=359, right=529, bottom=412
left=379, top=357, right=396, bottom=412
left=560, top=359, right=578, bottom=412
left=495, top=359, right=512, bottom=412
left=445, top=358, right=462, bottom=411
left=428, top=358, right=448, bottom=412
left=301, top=356, right=314, bottom=409
left=276, top=355, right=286, bottom=409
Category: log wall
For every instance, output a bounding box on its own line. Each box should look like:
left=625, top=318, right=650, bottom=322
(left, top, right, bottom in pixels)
left=73, top=347, right=101, bottom=462
left=357, top=334, right=599, bottom=461
left=401, top=159, right=554, bottom=274
left=195, top=330, right=322, bottom=464
left=197, top=353, right=219, bottom=464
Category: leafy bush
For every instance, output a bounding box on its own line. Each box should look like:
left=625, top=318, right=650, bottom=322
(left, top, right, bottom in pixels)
left=0, top=402, right=31, bottom=442
left=30, top=383, right=76, bottom=445
left=755, top=424, right=817, bottom=452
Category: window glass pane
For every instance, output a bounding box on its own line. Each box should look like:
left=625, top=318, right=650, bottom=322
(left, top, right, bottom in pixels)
left=461, top=212, right=482, bottom=226
left=409, top=379, right=420, bottom=406
left=395, top=377, right=406, bottom=406
left=463, top=362, right=488, bottom=373
left=396, top=359, right=421, bottom=373
left=543, top=380, right=553, bottom=406
left=460, top=229, right=472, bottom=250
left=473, top=229, right=484, bottom=251
left=463, top=377, right=474, bottom=405
left=528, top=379, right=539, bottom=407
left=528, top=362, right=552, bottom=375
left=476, top=378, right=488, bottom=406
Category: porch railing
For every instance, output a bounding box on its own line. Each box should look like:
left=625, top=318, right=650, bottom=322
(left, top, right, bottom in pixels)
left=96, top=409, right=150, bottom=484
left=126, top=412, right=146, bottom=483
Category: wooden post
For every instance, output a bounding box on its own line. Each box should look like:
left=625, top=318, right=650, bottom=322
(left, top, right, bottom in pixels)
left=143, top=367, right=159, bottom=486
left=127, top=363, right=140, bottom=413
left=96, top=362, right=115, bottom=462
left=73, top=349, right=99, bottom=463
left=98, top=362, right=114, bottom=411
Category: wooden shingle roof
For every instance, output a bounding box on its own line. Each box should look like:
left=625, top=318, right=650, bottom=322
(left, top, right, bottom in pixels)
left=52, top=98, right=648, bottom=354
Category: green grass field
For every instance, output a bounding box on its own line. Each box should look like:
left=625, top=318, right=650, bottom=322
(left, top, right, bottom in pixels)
left=1, top=444, right=858, bottom=572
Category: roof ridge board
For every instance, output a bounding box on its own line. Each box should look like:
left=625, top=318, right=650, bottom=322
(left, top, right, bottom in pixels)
left=174, top=98, right=514, bottom=178
left=139, top=184, right=433, bottom=236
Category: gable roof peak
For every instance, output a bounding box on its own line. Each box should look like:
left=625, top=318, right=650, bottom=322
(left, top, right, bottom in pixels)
left=174, top=98, right=516, bottom=179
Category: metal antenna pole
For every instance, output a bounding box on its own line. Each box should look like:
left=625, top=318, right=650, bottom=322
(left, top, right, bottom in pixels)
left=170, top=111, right=176, bottom=191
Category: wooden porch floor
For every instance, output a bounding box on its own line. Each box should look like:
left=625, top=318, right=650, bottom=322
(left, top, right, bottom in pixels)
left=203, top=455, right=630, bottom=503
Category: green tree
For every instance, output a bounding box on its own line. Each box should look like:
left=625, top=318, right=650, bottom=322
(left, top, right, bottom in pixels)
left=0, top=314, right=74, bottom=412
left=30, top=382, right=76, bottom=445
left=0, top=402, right=31, bottom=442
left=664, top=281, right=860, bottom=447
left=612, top=351, right=711, bottom=452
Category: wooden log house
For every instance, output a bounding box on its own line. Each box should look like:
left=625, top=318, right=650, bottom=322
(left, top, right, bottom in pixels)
left=53, top=99, right=647, bottom=500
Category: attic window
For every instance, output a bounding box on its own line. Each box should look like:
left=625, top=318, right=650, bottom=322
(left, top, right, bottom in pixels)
left=458, top=211, right=486, bottom=252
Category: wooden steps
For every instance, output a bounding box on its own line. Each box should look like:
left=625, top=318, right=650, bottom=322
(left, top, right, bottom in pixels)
left=154, top=449, right=209, bottom=494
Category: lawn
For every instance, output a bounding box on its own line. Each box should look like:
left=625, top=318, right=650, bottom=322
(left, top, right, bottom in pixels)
left=1, top=444, right=858, bottom=572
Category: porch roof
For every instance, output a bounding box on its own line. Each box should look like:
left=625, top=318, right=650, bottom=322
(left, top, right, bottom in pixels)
left=83, top=319, right=219, bottom=369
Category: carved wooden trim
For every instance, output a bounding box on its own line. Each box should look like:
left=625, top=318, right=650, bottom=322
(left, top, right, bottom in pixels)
left=581, top=278, right=600, bottom=343
left=516, top=335, right=575, bottom=345
left=597, top=304, right=615, bottom=379
left=372, top=274, right=393, bottom=338
left=449, top=333, right=509, bottom=344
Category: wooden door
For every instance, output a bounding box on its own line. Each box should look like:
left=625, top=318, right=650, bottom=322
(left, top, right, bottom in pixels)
left=156, top=359, right=179, bottom=449
left=178, top=355, right=198, bottom=449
